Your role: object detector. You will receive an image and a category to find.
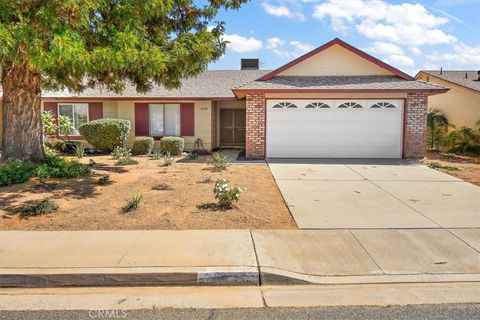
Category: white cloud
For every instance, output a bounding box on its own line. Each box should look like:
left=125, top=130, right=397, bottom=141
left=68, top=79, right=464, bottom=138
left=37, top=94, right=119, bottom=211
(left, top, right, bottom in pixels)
left=410, top=47, right=422, bottom=55
left=365, top=42, right=404, bottom=55
left=289, top=40, right=314, bottom=53
left=223, top=34, right=263, bottom=53
left=385, top=54, right=415, bottom=67
left=266, top=37, right=286, bottom=49
left=426, top=42, right=480, bottom=65
left=266, top=38, right=314, bottom=59
left=261, top=3, right=305, bottom=20
left=313, top=0, right=456, bottom=46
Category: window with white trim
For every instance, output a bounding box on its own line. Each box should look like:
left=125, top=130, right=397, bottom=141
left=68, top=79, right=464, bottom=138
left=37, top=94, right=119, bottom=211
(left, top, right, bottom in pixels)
left=58, top=103, right=89, bottom=135
left=149, top=103, right=181, bottom=136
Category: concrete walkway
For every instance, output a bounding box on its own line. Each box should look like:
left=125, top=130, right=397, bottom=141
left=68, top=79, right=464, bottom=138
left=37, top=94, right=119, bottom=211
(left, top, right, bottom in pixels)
left=1, top=229, right=479, bottom=287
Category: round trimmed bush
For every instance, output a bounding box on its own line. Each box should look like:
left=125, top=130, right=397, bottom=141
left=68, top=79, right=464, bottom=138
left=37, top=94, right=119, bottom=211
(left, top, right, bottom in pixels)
left=132, top=137, right=154, bottom=155
left=160, top=137, right=184, bottom=156
left=78, top=119, right=130, bottom=152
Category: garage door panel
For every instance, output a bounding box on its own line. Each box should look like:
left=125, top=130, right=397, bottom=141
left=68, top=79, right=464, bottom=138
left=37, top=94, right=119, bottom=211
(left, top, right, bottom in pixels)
left=266, top=99, right=403, bottom=158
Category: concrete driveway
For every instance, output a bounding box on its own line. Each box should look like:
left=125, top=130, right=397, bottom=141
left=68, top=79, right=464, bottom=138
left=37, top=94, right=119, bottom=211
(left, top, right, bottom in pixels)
left=260, top=159, right=480, bottom=284
left=268, top=159, right=480, bottom=229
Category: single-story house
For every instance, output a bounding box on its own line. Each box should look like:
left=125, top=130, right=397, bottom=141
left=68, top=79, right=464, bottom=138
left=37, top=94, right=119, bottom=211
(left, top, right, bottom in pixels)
left=415, top=70, right=480, bottom=129
left=1, top=38, right=448, bottom=159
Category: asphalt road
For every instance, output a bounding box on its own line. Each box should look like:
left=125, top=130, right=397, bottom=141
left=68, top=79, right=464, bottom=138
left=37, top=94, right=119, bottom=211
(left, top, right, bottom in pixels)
left=1, top=304, right=479, bottom=320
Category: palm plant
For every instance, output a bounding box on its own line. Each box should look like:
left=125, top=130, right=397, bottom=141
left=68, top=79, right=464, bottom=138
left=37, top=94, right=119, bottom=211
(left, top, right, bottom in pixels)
left=427, top=109, right=452, bottom=150
left=445, top=127, right=480, bottom=155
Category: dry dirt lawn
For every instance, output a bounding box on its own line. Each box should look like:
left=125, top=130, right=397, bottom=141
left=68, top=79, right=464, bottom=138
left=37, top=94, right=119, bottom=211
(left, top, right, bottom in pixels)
left=421, top=151, right=480, bottom=186
left=0, top=155, right=296, bottom=230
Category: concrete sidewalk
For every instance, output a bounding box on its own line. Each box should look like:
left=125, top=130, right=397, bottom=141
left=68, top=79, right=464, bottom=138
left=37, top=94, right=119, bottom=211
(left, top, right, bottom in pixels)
left=1, top=229, right=479, bottom=287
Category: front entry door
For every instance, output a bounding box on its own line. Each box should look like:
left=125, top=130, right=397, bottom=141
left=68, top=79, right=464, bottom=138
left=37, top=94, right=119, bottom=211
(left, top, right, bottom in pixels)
left=220, top=109, right=246, bottom=146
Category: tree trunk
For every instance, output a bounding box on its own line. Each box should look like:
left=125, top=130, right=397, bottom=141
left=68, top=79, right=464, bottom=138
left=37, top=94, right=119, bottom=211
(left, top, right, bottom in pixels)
left=1, top=62, right=43, bottom=162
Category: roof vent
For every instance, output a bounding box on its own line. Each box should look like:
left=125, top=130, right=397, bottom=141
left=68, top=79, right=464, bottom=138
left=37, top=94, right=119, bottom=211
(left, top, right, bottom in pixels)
left=465, top=72, right=468, bottom=78
left=440, top=67, right=443, bottom=75
left=241, top=59, right=259, bottom=70
left=476, top=70, right=480, bottom=81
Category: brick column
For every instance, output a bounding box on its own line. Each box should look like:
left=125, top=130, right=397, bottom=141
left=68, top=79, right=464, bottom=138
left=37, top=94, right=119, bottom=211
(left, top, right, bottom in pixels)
left=245, top=93, right=266, bottom=159
left=404, top=93, right=428, bottom=159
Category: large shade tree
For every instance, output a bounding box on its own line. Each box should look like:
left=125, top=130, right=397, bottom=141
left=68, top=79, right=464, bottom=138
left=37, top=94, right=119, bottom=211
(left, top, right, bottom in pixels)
left=0, top=0, right=246, bottom=161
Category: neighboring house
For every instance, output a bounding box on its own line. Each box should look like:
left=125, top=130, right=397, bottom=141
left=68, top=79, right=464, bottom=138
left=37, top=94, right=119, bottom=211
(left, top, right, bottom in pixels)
left=0, top=38, right=448, bottom=159
left=415, top=70, right=480, bottom=129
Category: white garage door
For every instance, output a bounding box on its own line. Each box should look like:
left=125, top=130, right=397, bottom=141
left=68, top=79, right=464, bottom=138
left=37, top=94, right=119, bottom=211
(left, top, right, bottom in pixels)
left=266, top=99, right=404, bottom=158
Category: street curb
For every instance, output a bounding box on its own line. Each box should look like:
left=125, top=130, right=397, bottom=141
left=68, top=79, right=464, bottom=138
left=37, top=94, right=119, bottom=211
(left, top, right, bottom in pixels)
left=0, top=267, right=259, bottom=288
left=260, top=267, right=480, bottom=285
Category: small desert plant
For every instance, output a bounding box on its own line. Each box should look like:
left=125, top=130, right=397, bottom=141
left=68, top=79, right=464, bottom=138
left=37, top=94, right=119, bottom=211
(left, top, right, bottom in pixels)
left=21, top=198, right=58, bottom=216
left=445, top=127, right=480, bottom=155
left=213, top=178, right=244, bottom=209
left=132, top=136, right=154, bottom=155
left=73, top=142, right=86, bottom=158
left=151, top=149, right=162, bottom=160
left=162, top=153, right=175, bottom=166
left=111, top=146, right=131, bottom=160
left=98, top=174, right=111, bottom=185
left=186, top=152, right=199, bottom=160
left=115, top=156, right=138, bottom=166
left=153, top=183, right=173, bottom=190
left=121, top=193, right=143, bottom=213
left=428, top=162, right=459, bottom=171
left=207, top=152, right=230, bottom=170
left=200, top=175, right=212, bottom=183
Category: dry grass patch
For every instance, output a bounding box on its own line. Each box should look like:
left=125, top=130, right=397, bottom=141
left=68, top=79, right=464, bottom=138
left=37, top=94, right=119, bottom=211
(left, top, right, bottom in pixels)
left=0, top=155, right=296, bottom=230
left=422, top=151, right=480, bottom=185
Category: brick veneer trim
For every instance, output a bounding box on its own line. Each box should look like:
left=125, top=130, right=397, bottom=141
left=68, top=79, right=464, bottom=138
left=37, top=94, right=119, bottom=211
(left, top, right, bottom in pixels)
left=245, top=93, right=266, bottom=159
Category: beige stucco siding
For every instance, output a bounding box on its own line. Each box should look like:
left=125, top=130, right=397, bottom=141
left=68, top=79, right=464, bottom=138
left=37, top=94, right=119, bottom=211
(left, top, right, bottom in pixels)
left=417, top=73, right=480, bottom=128
left=41, top=100, right=213, bottom=151
left=279, top=44, right=394, bottom=77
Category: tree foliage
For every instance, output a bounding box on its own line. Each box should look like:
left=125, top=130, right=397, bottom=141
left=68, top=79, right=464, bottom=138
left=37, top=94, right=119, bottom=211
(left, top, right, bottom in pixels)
left=426, top=109, right=452, bottom=150
left=0, top=0, right=247, bottom=93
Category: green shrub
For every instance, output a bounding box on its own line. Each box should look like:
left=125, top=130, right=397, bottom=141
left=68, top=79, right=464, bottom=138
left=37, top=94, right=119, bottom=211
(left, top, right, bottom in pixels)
left=151, top=149, right=162, bottom=160
left=111, top=146, right=131, bottom=160
left=206, top=152, right=230, bottom=170
left=36, top=155, right=91, bottom=181
left=0, top=160, right=37, bottom=187
left=445, top=127, right=480, bottom=155
left=132, top=137, right=154, bottom=155
left=45, top=140, right=66, bottom=152
left=213, top=178, right=244, bottom=209
left=160, top=137, right=184, bottom=156
left=121, top=193, right=143, bottom=213
left=115, top=156, right=138, bottom=166
left=78, top=118, right=131, bottom=152
left=21, top=198, right=58, bottom=216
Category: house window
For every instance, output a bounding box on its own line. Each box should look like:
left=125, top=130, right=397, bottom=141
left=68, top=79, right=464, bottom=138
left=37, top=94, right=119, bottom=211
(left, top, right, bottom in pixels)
left=58, top=103, right=89, bottom=135
left=272, top=102, right=297, bottom=109
left=338, top=102, right=363, bottom=109
left=305, top=102, right=330, bottom=109
left=371, top=102, right=396, bottom=109
left=149, top=103, right=181, bottom=136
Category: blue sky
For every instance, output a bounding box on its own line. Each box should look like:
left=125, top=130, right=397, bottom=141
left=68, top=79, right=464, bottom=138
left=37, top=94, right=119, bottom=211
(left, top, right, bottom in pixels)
left=208, top=0, right=480, bottom=75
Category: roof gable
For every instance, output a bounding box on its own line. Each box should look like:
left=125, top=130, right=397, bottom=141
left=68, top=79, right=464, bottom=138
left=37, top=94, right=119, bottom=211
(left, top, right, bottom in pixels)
left=258, top=38, right=413, bottom=81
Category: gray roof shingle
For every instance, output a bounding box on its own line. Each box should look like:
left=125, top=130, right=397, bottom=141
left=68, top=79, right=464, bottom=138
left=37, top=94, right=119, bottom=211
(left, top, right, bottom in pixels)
left=419, top=70, right=480, bottom=93
left=42, top=70, right=269, bottom=99
left=234, top=75, right=448, bottom=91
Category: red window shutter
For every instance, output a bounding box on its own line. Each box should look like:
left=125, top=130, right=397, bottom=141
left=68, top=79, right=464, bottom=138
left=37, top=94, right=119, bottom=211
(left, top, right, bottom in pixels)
left=135, top=103, right=149, bottom=136
left=88, top=102, right=103, bottom=121
left=43, top=102, right=58, bottom=134
left=180, top=103, right=195, bottom=136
